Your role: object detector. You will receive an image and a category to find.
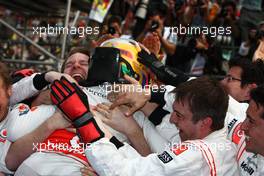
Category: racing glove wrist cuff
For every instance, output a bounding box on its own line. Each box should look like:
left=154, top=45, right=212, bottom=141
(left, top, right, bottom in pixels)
left=77, top=116, right=105, bottom=144
left=33, top=72, right=49, bottom=90
left=149, top=105, right=170, bottom=126
left=110, top=136, right=124, bottom=149
left=150, top=89, right=166, bottom=105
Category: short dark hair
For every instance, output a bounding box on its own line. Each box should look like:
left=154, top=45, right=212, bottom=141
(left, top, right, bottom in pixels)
left=174, top=76, right=229, bottom=131
left=61, top=47, right=90, bottom=72
left=0, top=62, right=11, bottom=89
left=250, top=85, right=264, bottom=119
left=229, top=58, right=264, bottom=87
left=246, top=59, right=264, bottom=86
left=107, top=15, right=122, bottom=27
left=229, top=58, right=252, bottom=87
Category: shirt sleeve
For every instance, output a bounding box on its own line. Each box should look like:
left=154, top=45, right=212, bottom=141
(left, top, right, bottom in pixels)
left=86, top=138, right=205, bottom=176
left=133, top=111, right=171, bottom=153
left=6, top=104, right=56, bottom=142
left=163, top=85, right=176, bottom=113
left=10, top=73, right=40, bottom=106
left=156, top=115, right=181, bottom=145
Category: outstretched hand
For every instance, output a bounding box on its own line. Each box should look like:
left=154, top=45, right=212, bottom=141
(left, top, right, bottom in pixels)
left=108, top=75, right=151, bottom=116
left=95, top=103, right=140, bottom=136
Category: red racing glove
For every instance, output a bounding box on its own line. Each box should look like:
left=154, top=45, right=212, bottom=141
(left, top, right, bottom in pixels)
left=50, top=76, right=104, bottom=144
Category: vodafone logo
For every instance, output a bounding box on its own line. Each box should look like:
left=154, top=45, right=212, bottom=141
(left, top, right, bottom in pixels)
left=232, top=123, right=244, bottom=145
left=172, top=144, right=189, bottom=155
left=18, top=104, right=30, bottom=116
left=0, top=129, right=7, bottom=143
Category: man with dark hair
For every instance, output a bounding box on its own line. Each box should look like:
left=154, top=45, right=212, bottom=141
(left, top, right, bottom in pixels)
left=104, top=15, right=122, bottom=38
left=3, top=45, right=101, bottom=175
left=4, top=47, right=94, bottom=175
left=228, top=85, right=264, bottom=176
left=220, top=58, right=264, bottom=175
left=6, top=41, right=153, bottom=175
left=61, top=47, right=90, bottom=82
left=0, top=62, right=74, bottom=175
left=52, top=76, right=238, bottom=175
left=242, top=85, right=264, bottom=155
left=221, top=58, right=264, bottom=127
left=171, top=77, right=228, bottom=137
left=221, top=58, right=256, bottom=102
left=221, top=58, right=264, bottom=133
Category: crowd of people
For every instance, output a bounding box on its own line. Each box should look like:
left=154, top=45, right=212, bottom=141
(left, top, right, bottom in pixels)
left=0, top=0, right=263, bottom=74
left=0, top=0, right=264, bottom=176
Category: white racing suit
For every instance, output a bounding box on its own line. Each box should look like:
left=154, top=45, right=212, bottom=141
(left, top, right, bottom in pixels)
left=146, top=85, right=250, bottom=153
left=0, top=114, right=13, bottom=174
left=86, top=128, right=239, bottom=176
left=12, top=85, right=127, bottom=176
left=237, top=144, right=264, bottom=176
left=226, top=102, right=264, bottom=176
left=10, top=73, right=41, bottom=106
left=0, top=73, right=45, bottom=174
left=141, top=85, right=260, bottom=175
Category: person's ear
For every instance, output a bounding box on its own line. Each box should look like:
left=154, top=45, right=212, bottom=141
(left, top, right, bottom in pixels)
left=249, top=83, right=257, bottom=89
left=245, top=83, right=257, bottom=99
left=201, top=117, right=213, bottom=129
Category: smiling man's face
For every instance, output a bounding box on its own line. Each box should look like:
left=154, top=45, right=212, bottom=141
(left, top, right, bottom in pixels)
left=170, top=99, right=201, bottom=141
left=241, top=100, right=264, bottom=155
left=63, top=53, right=89, bottom=83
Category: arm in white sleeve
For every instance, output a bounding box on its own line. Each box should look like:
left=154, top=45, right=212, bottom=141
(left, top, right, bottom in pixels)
left=86, top=138, right=204, bottom=176
left=162, top=85, right=176, bottom=113
left=6, top=104, right=56, bottom=142
left=10, top=73, right=49, bottom=106
left=148, top=85, right=175, bottom=113
left=162, top=78, right=195, bottom=112
left=133, top=111, right=170, bottom=153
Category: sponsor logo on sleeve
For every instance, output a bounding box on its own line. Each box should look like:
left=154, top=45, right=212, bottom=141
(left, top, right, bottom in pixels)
left=171, top=144, right=188, bottom=155
left=228, top=118, right=238, bottom=134
left=18, top=104, right=30, bottom=116
left=232, top=123, right=243, bottom=145
left=158, top=151, right=173, bottom=164
left=240, top=155, right=257, bottom=175
left=0, top=129, right=7, bottom=143
left=240, top=161, right=255, bottom=175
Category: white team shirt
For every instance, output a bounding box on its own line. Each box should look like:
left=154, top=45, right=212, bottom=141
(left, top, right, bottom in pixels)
left=227, top=112, right=264, bottom=176
left=10, top=82, right=179, bottom=175
left=0, top=74, right=45, bottom=174
left=238, top=149, right=264, bottom=176
left=86, top=128, right=239, bottom=176
left=10, top=74, right=40, bottom=106
left=0, top=115, right=12, bottom=174
left=225, top=95, right=264, bottom=176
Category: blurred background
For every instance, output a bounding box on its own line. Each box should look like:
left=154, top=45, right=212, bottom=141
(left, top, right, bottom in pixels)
left=0, top=0, right=263, bottom=76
